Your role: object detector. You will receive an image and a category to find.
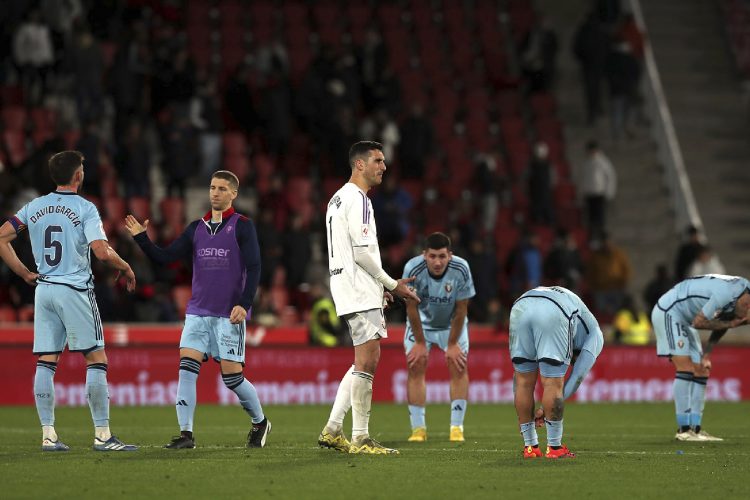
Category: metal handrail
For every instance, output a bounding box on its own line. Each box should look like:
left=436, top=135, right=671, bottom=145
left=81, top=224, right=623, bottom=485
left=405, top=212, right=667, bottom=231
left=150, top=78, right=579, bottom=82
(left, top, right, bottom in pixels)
left=629, top=0, right=704, bottom=235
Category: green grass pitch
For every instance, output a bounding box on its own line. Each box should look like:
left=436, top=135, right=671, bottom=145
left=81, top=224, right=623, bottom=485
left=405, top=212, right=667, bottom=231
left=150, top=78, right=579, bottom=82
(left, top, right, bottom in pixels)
left=1, top=403, right=748, bottom=499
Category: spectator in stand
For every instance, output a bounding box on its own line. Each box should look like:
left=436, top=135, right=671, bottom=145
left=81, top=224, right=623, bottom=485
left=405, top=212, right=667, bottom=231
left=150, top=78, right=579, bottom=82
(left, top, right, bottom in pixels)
left=75, top=120, right=107, bottom=198
left=506, top=230, right=544, bottom=301
left=308, top=283, right=345, bottom=347
left=259, top=65, right=292, bottom=160
left=579, top=140, right=616, bottom=239
left=474, top=150, right=509, bottom=234
left=282, top=214, right=312, bottom=292
left=544, top=229, right=583, bottom=291
left=115, top=120, right=151, bottom=198
left=12, top=8, right=54, bottom=105
left=160, top=109, right=198, bottom=198
left=109, top=21, right=151, bottom=140
left=687, top=245, right=726, bottom=277
left=69, top=30, right=105, bottom=125
left=573, top=11, right=609, bottom=125
left=190, top=73, right=223, bottom=181
left=357, top=28, right=388, bottom=113
left=399, top=103, right=434, bottom=179
left=674, top=225, right=703, bottom=281
left=371, top=176, right=413, bottom=249
left=605, top=39, right=641, bottom=141
left=255, top=208, right=283, bottom=290
left=520, top=15, right=559, bottom=93
left=360, top=110, right=400, bottom=162
left=466, top=237, right=498, bottom=323
left=612, top=294, right=651, bottom=345
left=527, top=142, right=556, bottom=226
left=643, top=263, right=672, bottom=313
left=224, top=65, right=258, bottom=137
left=585, top=232, right=631, bottom=317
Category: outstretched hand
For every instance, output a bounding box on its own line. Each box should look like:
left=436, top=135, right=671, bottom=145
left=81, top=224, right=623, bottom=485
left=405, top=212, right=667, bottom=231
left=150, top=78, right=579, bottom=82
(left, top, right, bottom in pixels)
left=124, top=215, right=149, bottom=237
left=392, top=276, right=420, bottom=303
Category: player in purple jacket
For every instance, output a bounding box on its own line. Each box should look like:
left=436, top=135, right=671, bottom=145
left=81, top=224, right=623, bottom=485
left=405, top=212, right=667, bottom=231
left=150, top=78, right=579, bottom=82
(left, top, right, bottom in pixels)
left=125, top=170, right=268, bottom=449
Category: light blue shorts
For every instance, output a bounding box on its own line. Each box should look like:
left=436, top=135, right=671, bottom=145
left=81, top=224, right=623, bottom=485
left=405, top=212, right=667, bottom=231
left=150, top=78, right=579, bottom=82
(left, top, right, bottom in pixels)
left=33, top=283, right=104, bottom=355
left=509, top=297, right=572, bottom=377
left=404, top=324, right=469, bottom=355
left=180, top=314, right=246, bottom=364
left=651, top=307, right=702, bottom=363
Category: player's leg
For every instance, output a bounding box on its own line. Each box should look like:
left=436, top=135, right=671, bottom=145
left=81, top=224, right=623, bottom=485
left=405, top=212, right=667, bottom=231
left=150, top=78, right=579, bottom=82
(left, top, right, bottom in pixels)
left=213, top=318, right=269, bottom=448
left=447, top=327, right=470, bottom=442
left=653, top=309, right=698, bottom=440
left=509, top=302, right=542, bottom=457
left=319, top=364, right=354, bottom=451
left=687, top=334, right=721, bottom=441
left=404, top=325, right=429, bottom=442
left=539, top=366, right=574, bottom=458
left=348, top=309, right=398, bottom=454
left=166, top=315, right=212, bottom=448
left=32, top=284, right=67, bottom=451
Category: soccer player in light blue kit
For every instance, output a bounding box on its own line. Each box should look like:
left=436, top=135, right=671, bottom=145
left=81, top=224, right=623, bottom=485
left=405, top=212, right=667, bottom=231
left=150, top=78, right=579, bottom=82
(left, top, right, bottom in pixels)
left=652, top=274, right=750, bottom=441
left=0, top=151, right=138, bottom=451
left=403, top=232, right=475, bottom=442
left=125, top=170, right=269, bottom=449
left=510, top=285, right=603, bottom=459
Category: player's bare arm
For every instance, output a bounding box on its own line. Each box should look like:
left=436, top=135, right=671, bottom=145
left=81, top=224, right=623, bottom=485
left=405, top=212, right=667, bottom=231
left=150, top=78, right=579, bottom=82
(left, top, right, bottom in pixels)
left=692, top=311, right=746, bottom=331
left=90, top=239, right=136, bottom=291
left=406, top=299, right=428, bottom=368
left=0, top=221, right=38, bottom=286
left=446, top=299, right=469, bottom=372
left=124, top=214, right=149, bottom=236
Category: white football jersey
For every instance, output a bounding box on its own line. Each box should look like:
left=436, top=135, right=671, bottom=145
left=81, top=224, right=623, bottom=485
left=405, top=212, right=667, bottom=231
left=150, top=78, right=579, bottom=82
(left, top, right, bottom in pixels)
left=325, top=182, right=384, bottom=315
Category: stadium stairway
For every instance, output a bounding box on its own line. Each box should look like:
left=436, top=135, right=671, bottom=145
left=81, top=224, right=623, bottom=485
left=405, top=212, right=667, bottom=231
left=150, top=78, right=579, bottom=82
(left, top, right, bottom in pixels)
left=641, top=0, right=750, bottom=276
left=538, top=0, right=677, bottom=298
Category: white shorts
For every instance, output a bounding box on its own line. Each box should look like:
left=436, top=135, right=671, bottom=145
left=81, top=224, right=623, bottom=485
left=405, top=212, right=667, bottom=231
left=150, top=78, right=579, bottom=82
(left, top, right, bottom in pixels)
left=342, top=308, right=387, bottom=346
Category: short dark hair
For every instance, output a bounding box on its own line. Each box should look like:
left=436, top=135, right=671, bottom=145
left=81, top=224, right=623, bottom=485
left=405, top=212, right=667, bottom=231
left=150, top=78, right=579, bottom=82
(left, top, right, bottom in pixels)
left=48, top=151, right=84, bottom=185
left=212, top=170, right=239, bottom=191
left=585, top=140, right=599, bottom=152
left=425, top=232, right=452, bottom=251
left=348, top=141, right=383, bottom=169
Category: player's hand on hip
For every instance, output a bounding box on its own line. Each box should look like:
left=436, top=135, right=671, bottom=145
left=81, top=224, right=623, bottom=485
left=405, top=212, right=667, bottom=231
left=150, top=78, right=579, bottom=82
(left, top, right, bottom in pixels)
left=445, top=344, right=467, bottom=372
left=393, top=276, right=420, bottom=303
left=407, top=341, right=428, bottom=368
left=124, top=215, right=149, bottom=236
left=230, top=305, right=247, bottom=324
left=24, top=271, right=39, bottom=286
left=700, top=355, right=712, bottom=371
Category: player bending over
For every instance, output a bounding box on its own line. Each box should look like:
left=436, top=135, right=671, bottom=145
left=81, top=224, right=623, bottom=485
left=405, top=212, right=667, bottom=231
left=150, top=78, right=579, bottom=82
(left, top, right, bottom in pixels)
left=509, top=286, right=602, bottom=459
left=652, top=274, right=750, bottom=441
left=402, top=232, right=475, bottom=443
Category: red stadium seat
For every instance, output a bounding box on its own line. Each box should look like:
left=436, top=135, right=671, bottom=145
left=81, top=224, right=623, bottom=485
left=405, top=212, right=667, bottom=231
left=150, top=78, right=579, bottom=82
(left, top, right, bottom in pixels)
left=0, top=306, right=17, bottom=322
left=128, top=197, right=151, bottom=221
left=104, top=198, right=126, bottom=221
left=1, top=106, right=27, bottom=131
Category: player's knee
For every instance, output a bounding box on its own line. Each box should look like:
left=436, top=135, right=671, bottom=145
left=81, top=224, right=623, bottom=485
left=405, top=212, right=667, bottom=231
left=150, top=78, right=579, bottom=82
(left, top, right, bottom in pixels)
left=221, top=371, right=245, bottom=390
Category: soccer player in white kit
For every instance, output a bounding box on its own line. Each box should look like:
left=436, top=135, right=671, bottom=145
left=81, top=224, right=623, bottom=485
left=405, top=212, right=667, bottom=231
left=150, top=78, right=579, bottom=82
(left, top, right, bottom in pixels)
left=318, top=141, right=420, bottom=454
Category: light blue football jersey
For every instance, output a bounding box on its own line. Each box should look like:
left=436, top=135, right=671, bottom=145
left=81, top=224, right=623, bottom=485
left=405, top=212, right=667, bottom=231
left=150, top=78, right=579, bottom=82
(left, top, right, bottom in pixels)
left=656, top=274, right=750, bottom=325
left=12, top=191, right=106, bottom=289
left=516, top=286, right=603, bottom=356
left=402, top=255, right=475, bottom=331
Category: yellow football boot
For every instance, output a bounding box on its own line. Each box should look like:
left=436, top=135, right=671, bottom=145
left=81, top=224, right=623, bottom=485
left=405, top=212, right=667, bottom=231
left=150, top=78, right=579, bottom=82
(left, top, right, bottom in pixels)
left=449, top=425, right=465, bottom=442
left=349, top=437, right=400, bottom=455
left=318, top=427, right=351, bottom=453
left=408, top=427, right=427, bottom=442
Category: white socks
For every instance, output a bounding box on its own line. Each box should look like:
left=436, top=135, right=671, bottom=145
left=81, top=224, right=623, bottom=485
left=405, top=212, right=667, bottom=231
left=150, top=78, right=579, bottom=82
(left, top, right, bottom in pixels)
left=95, top=426, right=112, bottom=441
left=351, top=371, right=374, bottom=441
left=42, top=425, right=57, bottom=441
left=326, top=365, right=354, bottom=432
